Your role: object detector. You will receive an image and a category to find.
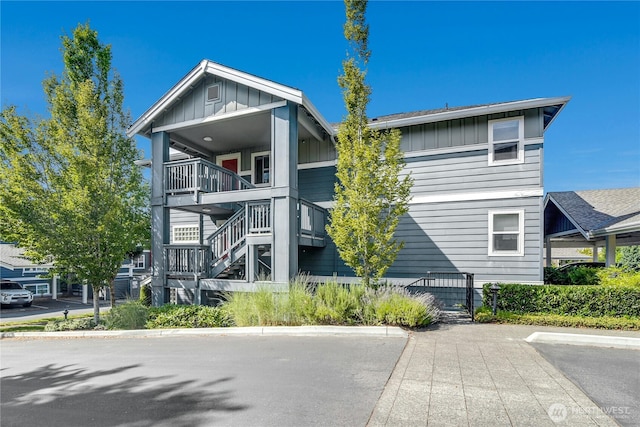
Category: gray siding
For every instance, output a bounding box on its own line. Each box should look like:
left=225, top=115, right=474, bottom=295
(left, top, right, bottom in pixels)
left=155, top=75, right=283, bottom=128
left=169, top=209, right=217, bottom=243
left=298, top=137, right=336, bottom=164
left=298, top=166, right=336, bottom=203
left=387, top=198, right=542, bottom=283
left=398, top=108, right=543, bottom=154
left=405, top=145, right=542, bottom=195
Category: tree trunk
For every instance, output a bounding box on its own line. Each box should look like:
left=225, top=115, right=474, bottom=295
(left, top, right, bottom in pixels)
left=109, top=281, right=116, bottom=308
left=93, top=287, right=100, bottom=325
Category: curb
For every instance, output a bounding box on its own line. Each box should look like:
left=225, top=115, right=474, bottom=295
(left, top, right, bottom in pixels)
left=525, top=332, right=640, bottom=350
left=1, top=325, right=409, bottom=339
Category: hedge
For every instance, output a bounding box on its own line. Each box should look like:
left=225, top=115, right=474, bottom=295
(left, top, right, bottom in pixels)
left=482, top=283, right=640, bottom=317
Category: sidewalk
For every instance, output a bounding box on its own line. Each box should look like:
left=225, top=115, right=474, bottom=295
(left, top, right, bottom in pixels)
left=368, top=320, right=639, bottom=426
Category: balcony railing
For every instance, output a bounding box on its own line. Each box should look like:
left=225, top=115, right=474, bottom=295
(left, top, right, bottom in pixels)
left=165, top=245, right=210, bottom=277
left=299, top=199, right=326, bottom=243
left=165, top=158, right=253, bottom=195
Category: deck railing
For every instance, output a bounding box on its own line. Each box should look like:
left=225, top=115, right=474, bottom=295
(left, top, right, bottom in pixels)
left=248, top=202, right=271, bottom=234
left=165, top=158, right=253, bottom=195
left=299, top=199, right=326, bottom=241
left=165, top=245, right=210, bottom=277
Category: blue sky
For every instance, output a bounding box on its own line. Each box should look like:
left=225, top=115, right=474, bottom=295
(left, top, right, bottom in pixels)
left=2, top=1, right=639, bottom=192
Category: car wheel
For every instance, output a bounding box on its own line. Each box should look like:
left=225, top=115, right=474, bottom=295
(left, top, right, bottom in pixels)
left=23, top=302, right=32, bottom=307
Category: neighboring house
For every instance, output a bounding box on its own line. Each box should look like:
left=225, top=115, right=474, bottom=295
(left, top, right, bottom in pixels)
left=0, top=242, right=151, bottom=299
left=544, top=188, right=640, bottom=266
left=0, top=243, right=53, bottom=296
left=128, top=59, right=570, bottom=306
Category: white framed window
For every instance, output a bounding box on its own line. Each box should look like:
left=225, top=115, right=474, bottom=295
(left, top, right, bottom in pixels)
left=488, top=210, right=524, bottom=256
left=133, top=254, right=145, bottom=269
left=172, top=225, right=200, bottom=244
left=488, top=116, right=524, bottom=165
left=251, top=151, right=270, bottom=186
left=206, top=84, right=221, bottom=104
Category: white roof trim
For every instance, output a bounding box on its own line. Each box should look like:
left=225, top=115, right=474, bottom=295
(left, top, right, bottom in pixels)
left=545, top=194, right=590, bottom=241
left=365, top=96, right=572, bottom=131
left=128, top=60, right=334, bottom=139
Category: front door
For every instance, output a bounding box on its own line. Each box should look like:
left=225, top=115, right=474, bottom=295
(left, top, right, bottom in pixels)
left=221, top=158, right=238, bottom=173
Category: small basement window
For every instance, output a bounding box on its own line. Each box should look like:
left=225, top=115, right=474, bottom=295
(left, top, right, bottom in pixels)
left=206, top=84, right=221, bottom=103
left=488, top=211, right=524, bottom=256
left=488, top=116, right=524, bottom=165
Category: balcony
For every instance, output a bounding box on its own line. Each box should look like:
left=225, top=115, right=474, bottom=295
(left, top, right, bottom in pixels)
left=165, top=158, right=253, bottom=196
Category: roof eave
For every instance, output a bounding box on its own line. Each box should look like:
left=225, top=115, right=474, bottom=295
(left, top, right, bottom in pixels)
left=546, top=193, right=590, bottom=240
left=368, top=96, right=572, bottom=130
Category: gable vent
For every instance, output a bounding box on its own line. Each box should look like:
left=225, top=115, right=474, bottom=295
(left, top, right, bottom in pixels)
left=207, top=84, right=221, bottom=103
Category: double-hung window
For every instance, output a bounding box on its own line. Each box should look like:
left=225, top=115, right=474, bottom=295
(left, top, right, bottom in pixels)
left=488, top=116, right=524, bottom=165
left=488, top=211, right=524, bottom=256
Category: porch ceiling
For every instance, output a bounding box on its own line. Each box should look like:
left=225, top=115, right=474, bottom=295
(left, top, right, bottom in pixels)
left=166, top=110, right=321, bottom=157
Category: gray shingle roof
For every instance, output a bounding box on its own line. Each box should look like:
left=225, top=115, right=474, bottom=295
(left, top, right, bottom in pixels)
left=548, top=188, right=640, bottom=234
left=0, top=244, right=53, bottom=269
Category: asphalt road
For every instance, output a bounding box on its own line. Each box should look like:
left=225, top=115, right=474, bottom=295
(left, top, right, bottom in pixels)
left=1, top=334, right=406, bottom=427
left=532, top=343, right=640, bottom=427
left=0, top=297, right=110, bottom=323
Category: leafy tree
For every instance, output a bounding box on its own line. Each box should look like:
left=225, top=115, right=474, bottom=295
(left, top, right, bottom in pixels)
left=0, top=23, right=148, bottom=323
left=619, top=246, right=640, bottom=271
left=327, top=0, right=413, bottom=286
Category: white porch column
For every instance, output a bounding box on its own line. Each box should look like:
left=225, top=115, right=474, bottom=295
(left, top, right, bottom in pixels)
left=593, top=246, right=599, bottom=262
left=82, top=283, right=88, bottom=304
left=545, top=237, right=552, bottom=267
left=605, top=235, right=616, bottom=267
left=52, top=275, right=58, bottom=300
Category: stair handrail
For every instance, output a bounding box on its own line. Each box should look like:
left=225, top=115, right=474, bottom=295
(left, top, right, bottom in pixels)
left=208, top=205, right=248, bottom=266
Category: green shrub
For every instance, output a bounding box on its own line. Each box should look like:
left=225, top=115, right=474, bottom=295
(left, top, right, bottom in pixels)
left=474, top=306, right=640, bottom=330
left=139, top=284, right=152, bottom=306
left=146, top=304, right=232, bottom=329
left=221, top=278, right=440, bottom=328
left=373, top=291, right=432, bottom=327
left=597, top=268, right=640, bottom=288
left=313, top=282, right=364, bottom=325
left=544, top=266, right=600, bottom=285
left=482, top=283, right=640, bottom=317
left=45, top=317, right=96, bottom=331
left=106, top=300, right=149, bottom=330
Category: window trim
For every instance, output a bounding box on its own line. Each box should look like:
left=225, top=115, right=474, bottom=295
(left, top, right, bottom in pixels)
left=488, top=116, right=524, bottom=166
left=251, top=151, right=271, bottom=187
left=205, top=83, right=221, bottom=104
left=488, top=210, right=525, bottom=257
left=171, top=224, right=200, bottom=244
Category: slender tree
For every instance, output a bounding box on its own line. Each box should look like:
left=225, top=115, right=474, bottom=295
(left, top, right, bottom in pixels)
left=0, top=23, right=149, bottom=323
left=327, top=0, right=413, bottom=286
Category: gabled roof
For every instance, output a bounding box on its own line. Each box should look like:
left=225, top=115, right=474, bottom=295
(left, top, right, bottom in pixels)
left=0, top=243, right=53, bottom=270
left=364, top=97, right=571, bottom=131
left=127, top=59, right=334, bottom=138
left=545, top=188, right=640, bottom=240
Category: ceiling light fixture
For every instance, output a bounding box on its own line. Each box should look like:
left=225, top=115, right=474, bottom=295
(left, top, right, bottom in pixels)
left=203, top=136, right=213, bottom=142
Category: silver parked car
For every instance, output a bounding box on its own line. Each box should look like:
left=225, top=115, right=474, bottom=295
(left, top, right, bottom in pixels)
left=0, top=280, right=34, bottom=307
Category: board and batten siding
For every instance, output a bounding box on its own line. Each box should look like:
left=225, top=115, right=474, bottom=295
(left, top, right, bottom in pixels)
left=154, top=75, right=283, bottom=129
left=169, top=210, right=217, bottom=244
left=297, top=107, right=544, bottom=164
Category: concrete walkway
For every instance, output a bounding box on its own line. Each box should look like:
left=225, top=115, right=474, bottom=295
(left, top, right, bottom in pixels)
left=368, top=320, right=639, bottom=426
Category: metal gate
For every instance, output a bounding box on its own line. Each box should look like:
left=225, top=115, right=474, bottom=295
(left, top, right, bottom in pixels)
left=406, top=272, right=475, bottom=321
